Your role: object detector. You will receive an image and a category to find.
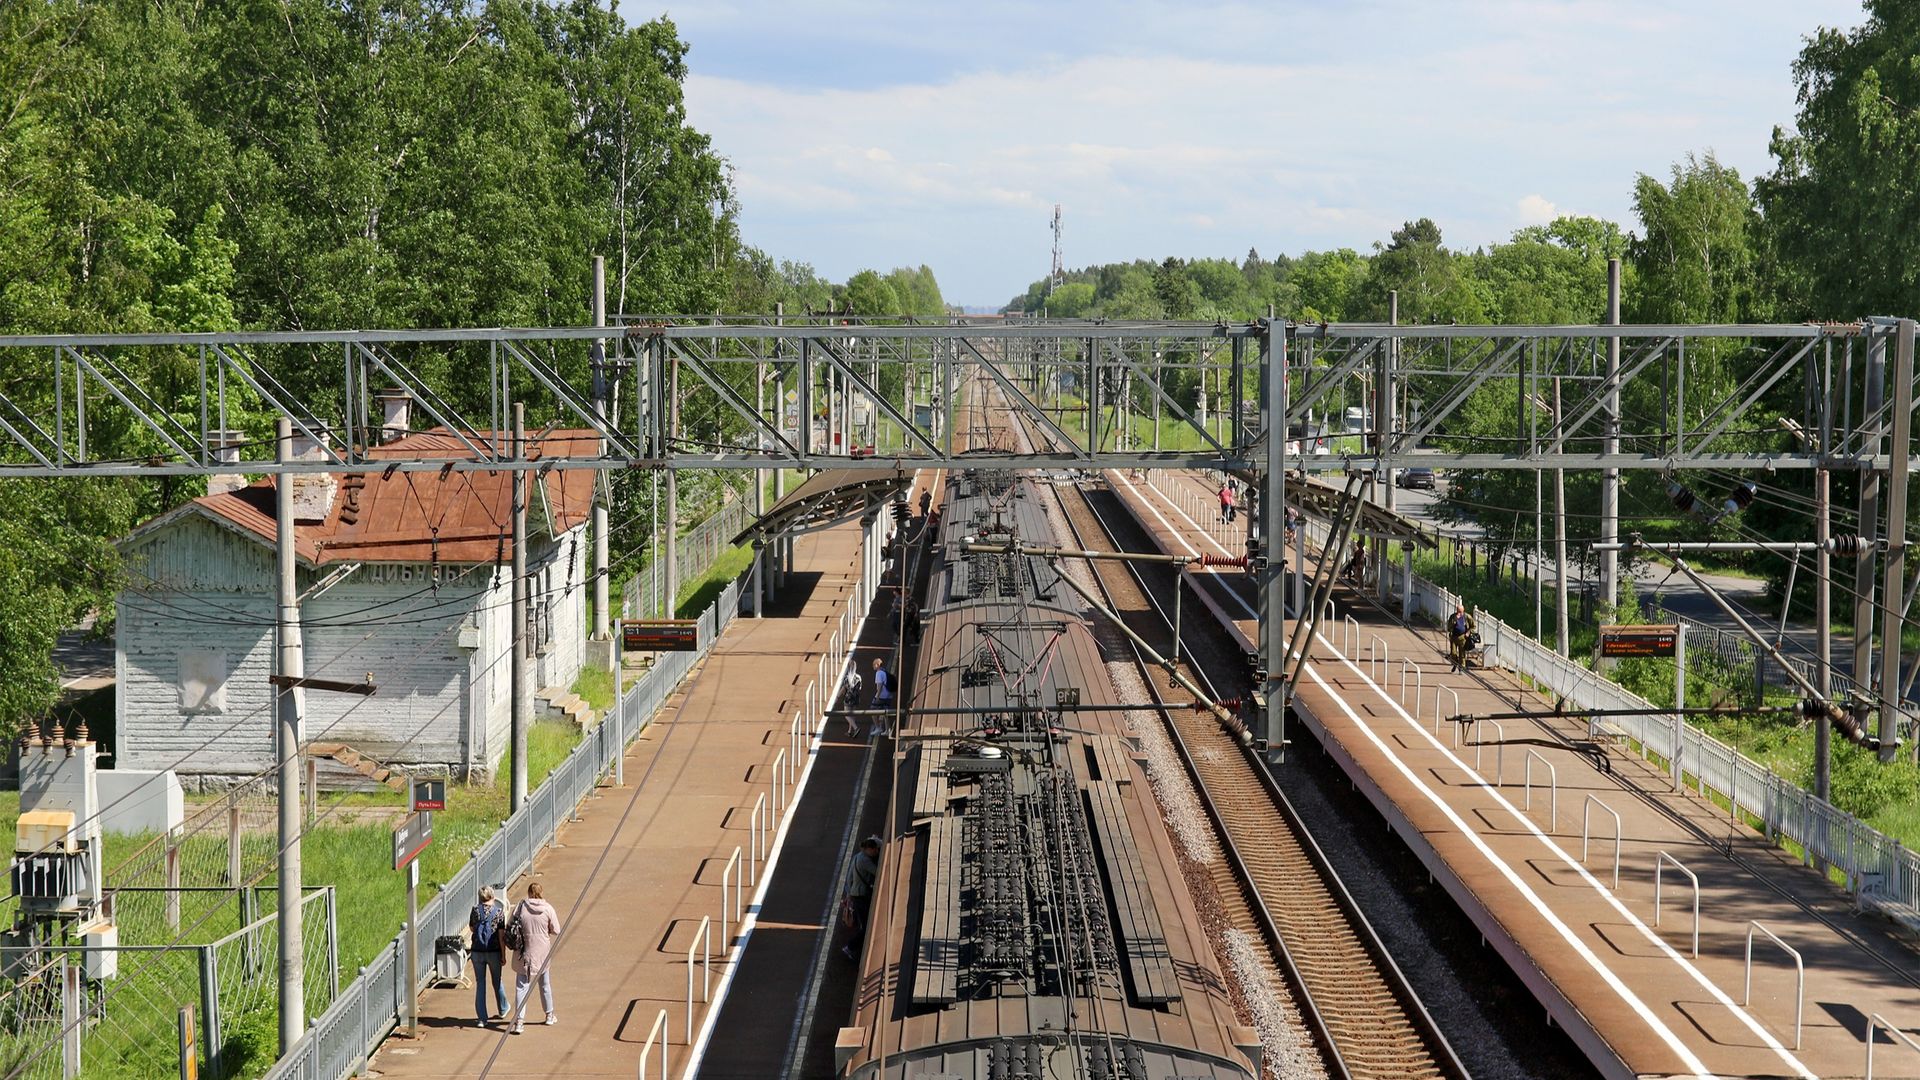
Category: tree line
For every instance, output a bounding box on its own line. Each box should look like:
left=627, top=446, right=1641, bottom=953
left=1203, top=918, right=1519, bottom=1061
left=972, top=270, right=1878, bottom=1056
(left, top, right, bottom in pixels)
left=0, top=0, right=943, bottom=738
left=1004, top=3, right=1916, bottom=608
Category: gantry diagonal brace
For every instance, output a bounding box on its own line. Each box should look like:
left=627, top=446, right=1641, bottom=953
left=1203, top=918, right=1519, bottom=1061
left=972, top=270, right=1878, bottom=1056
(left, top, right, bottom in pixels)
left=498, top=339, right=641, bottom=458
left=663, top=339, right=802, bottom=459
left=810, top=338, right=944, bottom=458
left=1101, top=338, right=1230, bottom=459
left=1283, top=472, right=1367, bottom=697
left=952, top=336, right=1080, bottom=456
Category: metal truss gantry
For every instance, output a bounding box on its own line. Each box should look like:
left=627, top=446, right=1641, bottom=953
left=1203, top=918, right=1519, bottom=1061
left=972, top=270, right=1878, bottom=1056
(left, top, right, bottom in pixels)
left=2, top=316, right=1914, bottom=758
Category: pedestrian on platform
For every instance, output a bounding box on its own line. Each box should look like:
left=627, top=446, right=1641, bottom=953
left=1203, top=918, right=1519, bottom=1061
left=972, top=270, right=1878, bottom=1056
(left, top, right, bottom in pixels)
left=842, top=667, right=863, bottom=736
left=919, top=489, right=932, bottom=518
left=870, top=657, right=893, bottom=737
left=840, top=836, right=882, bottom=960
left=1218, top=481, right=1237, bottom=524
left=1448, top=605, right=1477, bottom=673
left=469, top=885, right=508, bottom=1027
left=508, top=882, right=561, bottom=1034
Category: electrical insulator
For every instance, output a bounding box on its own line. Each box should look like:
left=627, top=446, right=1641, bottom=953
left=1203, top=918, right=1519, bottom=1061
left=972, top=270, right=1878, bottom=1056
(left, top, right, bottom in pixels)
left=1720, top=482, right=1759, bottom=516
left=893, top=502, right=911, bottom=525
left=1829, top=535, right=1863, bottom=555
left=1666, top=480, right=1697, bottom=514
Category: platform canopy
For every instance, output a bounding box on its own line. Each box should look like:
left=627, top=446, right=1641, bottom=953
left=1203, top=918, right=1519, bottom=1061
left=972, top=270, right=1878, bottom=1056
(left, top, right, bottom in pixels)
left=1290, top=474, right=1439, bottom=548
left=733, top=467, right=910, bottom=544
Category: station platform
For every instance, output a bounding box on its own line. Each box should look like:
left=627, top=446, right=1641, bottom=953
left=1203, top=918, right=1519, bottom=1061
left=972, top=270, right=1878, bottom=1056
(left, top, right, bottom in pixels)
left=1105, top=468, right=1920, bottom=1080
left=361, top=501, right=898, bottom=1080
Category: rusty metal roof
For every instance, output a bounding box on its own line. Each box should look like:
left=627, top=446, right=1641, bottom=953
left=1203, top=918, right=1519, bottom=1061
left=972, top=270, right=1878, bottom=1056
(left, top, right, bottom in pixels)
left=124, top=429, right=599, bottom=566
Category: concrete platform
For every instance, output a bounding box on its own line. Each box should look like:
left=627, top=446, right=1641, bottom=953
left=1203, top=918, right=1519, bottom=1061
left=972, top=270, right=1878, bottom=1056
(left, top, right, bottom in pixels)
left=1106, top=468, right=1920, bottom=1080
left=362, top=509, right=885, bottom=1080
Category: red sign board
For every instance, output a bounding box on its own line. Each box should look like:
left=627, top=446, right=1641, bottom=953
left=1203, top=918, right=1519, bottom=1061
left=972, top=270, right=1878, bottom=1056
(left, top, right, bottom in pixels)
left=1600, top=624, right=1679, bottom=658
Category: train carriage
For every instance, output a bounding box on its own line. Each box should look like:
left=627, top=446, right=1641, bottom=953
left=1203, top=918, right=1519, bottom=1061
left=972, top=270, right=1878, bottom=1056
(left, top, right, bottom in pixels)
left=839, top=468, right=1259, bottom=1080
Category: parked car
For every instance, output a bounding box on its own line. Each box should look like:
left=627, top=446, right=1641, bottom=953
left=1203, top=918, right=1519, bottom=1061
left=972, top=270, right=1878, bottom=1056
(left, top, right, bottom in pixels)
left=1397, top=467, right=1436, bottom=490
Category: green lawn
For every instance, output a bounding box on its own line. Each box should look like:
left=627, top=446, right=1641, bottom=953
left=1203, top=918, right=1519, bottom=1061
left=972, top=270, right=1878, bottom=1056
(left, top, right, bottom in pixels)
left=0, top=720, right=584, bottom=1078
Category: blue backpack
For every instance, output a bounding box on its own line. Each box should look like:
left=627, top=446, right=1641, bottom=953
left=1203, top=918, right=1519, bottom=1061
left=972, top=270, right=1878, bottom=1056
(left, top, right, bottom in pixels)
left=473, top=903, right=500, bottom=951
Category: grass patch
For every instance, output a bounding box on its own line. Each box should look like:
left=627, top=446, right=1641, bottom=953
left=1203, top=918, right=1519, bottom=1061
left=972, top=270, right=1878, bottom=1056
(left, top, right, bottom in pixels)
left=571, top=665, right=615, bottom=713
left=675, top=543, right=754, bottom=618
left=0, top=720, right=585, bottom=1078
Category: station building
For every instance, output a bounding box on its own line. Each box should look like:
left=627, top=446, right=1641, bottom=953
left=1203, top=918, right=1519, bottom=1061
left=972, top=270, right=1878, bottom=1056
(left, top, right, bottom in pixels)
left=113, top=426, right=597, bottom=781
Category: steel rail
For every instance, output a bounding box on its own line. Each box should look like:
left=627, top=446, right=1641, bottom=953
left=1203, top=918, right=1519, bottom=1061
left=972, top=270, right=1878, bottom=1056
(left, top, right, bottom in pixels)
left=1057, top=478, right=1467, bottom=1080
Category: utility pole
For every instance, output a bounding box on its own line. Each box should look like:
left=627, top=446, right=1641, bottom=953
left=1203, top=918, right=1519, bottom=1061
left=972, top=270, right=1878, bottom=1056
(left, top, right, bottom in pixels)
left=1815, top=465, right=1832, bottom=802
left=1262, top=320, right=1288, bottom=761
left=274, top=418, right=305, bottom=1054
left=1377, top=291, right=1397, bottom=603
left=1878, top=319, right=1914, bottom=759
left=510, top=403, right=529, bottom=812
left=591, top=256, right=611, bottom=649
left=1553, top=378, right=1569, bottom=656
left=1854, top=330, right=1886, bottom=733
left=1599, top=259, right=1621, bottom=613
left=666, top=350, right=679, bottom=617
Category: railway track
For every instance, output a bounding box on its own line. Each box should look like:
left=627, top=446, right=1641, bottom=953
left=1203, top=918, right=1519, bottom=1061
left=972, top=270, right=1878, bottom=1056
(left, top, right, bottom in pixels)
left=954, top=364, right=1464, bottom=1078
left=1055, top=483, right=1463, bottom=1080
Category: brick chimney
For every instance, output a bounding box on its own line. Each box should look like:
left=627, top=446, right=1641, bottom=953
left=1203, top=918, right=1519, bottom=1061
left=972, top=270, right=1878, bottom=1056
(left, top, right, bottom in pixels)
left=375, top=388, right=413, bottom=444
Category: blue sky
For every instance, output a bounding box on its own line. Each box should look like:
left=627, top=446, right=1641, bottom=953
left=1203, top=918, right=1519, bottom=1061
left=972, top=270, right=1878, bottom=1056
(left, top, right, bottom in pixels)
left=633, top=1, right=1868, bottom=308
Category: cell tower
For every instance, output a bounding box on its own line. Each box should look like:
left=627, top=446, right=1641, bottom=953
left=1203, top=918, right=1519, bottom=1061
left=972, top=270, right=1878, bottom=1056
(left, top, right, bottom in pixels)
left=1049, top=204, right=1064, bottom=294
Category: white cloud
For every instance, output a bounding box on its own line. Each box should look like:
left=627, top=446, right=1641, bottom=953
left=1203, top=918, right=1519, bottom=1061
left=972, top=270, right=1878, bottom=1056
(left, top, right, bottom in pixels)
left=1516, top=194, right=1560, bottom=226
left=672, top=0, right=1868, bottom=303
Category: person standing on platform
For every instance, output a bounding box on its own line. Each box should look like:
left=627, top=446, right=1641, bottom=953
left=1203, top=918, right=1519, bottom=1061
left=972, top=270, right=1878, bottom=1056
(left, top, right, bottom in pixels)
left=870, top=657, right=893, bottom=737
left=508, top=882, right=561, bottom=1034
left=840, top=836, right=882, bottom=960
left=841, top=666, right=863, bottom=736
left=1447, top=604, right=1477, bottom=673
left=469, top=885, right=508, bottom=1027
left=1218, top=481, right=1237, bottom=524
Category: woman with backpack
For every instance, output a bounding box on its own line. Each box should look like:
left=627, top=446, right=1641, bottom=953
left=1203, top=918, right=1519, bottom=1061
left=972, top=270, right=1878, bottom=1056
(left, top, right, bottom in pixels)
left=469, top=885, right=509, bottom=1026
left=506, top=881, right=561, bottom=1034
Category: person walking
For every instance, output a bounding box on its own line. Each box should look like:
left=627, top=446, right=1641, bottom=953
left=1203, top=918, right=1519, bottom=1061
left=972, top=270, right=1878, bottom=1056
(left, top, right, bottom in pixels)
left=469, top=885, right=508, bottom=1027
left=1218, top=481, right=1237, bottom=524
left=508, top=882, right=561, bottom=1034
left=1447, top=604, right=1477, bottom=673
left=841, top=666, right=863, bottom=736
left=870, top=657, right=893, bottom=738
left=840, top=836, right=882, bottom=961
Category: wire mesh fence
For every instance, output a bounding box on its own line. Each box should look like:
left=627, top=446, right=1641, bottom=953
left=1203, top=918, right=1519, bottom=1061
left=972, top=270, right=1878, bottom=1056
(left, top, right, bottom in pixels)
left=623, top=494, right=752, bottom=618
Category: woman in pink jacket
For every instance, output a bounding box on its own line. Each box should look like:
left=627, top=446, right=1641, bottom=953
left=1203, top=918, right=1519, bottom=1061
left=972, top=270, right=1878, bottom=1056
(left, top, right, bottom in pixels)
left=509, top=881, right=562, bottom=1034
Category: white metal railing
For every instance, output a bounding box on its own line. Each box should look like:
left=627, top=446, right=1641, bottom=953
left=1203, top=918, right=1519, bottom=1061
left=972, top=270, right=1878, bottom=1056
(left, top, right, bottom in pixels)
left=749, top=793, right=768, bottom=885
left=1476, top=718, right=1505, bottom=780
left=1368, top=634, right=1388, bottom=682
left=639, top=1007, right=670, bottom=1080
left=1436, top=588, right=1920, bottom=927
left=1744, top=921, right=1804, bottom=1049
left=1582, top=795, right=1621, bottom=890
left=1399, top=657, right=1423, bottom=711
left=1655, top=851, right=1700, bottom=957
left=1866, top=1012, right=1920, bottom=1078
left=1342, top=614, right=1359, bottom=658
left=685, top=915, right=711, bottom=1041
left=1523, top=749, right=1557, bottom=829
left=771, top=749, right=787, bottom=814
left=1433, top=685, right=1461, bottom=742
left=720, top=850, right=742, bottom=950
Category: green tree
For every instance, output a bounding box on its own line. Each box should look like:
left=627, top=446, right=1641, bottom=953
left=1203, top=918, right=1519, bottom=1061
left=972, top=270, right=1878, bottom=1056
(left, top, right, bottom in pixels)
left=1759, top=1, right=1920, bottom=318
left=1355, top=218, right=1484, bottom=323
left=1628, top=153, right=1764, bottom=324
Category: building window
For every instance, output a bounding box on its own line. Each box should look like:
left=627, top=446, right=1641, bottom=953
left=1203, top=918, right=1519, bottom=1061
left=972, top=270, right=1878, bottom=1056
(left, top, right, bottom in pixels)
left=179, top=649, right=228, bottom=714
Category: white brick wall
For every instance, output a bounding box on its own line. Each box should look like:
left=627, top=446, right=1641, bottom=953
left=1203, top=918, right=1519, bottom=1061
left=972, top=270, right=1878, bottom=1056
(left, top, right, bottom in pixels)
left=115, top=514, right=590, bottom=778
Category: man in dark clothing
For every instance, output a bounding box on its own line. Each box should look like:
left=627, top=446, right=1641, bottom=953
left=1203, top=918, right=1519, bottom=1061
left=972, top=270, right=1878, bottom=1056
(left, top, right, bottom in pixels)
left=1448, top=605, right=1477, bottom=672
left=469, top=885, right=508, bottom=1026
left=841, top=837, right=882, bottom=960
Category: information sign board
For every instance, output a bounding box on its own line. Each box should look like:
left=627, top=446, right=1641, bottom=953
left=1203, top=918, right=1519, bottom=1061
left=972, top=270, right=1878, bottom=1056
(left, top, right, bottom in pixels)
left=392, top=811, right=433, bottom=870
left=412, top=779, right=445, bottom=811
left=622, top=618, right=700, bottom=652
left=1599, top=624, right=1679, bottom=658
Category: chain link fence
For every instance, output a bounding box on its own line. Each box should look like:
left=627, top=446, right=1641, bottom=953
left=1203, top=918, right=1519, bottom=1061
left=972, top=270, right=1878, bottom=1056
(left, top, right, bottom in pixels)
left=623, top=495, right=752, bottom=619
